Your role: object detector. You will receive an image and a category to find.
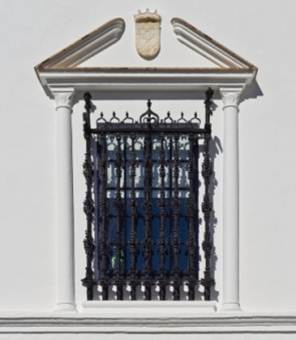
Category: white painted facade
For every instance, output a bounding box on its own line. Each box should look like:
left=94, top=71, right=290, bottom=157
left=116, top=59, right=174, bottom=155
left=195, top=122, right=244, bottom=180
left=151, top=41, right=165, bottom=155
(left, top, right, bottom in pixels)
left=1, top=0, right=296, bottom=338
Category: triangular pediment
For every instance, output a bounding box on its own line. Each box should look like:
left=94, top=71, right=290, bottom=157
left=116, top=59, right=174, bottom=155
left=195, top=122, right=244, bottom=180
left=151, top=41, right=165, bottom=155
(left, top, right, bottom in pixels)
left=35, top=16, right=256, bottom=73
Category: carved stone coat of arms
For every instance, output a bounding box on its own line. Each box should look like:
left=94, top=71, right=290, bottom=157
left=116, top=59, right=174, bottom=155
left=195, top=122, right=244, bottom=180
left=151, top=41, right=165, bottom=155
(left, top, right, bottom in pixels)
left=134, top=10, right=161, bottom=60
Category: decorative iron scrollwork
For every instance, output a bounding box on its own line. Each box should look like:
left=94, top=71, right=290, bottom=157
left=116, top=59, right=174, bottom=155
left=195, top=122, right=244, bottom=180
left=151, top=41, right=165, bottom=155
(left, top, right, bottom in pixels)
left=139, top=99, right=159, bottom=124
left=82, top=90, right=215, bottom=301
left=201, top=88, right=215, bottom=300
left=82, top=92, right=95, bottom=300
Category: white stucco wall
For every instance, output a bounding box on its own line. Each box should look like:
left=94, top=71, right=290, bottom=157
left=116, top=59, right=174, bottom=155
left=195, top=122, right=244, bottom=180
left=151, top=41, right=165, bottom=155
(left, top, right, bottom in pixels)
left=0, top=0, right=296, bottom=330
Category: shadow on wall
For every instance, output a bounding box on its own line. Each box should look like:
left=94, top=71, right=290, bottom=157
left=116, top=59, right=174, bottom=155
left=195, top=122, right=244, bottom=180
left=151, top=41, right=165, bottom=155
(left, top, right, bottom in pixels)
left=90, top=131, right=223, bottom=301
left=79, top=80, right=263, bottom=102
left=207, top=135, right=223, bottom=301
left=207, top=78, right=263, bottom=300
left=83, top=87, right=263, bottom=301
left=241, top=79, right=263, bottom=102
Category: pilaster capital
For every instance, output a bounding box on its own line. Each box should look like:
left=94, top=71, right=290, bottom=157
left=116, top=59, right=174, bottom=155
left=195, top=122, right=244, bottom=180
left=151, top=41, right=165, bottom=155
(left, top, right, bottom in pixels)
left=53, top=88, right=76, bottom=112
left=220, top=88, right=242, bottom=110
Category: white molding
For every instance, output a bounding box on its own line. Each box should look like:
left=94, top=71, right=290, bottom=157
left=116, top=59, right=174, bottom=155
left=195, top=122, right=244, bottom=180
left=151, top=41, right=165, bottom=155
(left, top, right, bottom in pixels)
left=1, top=313, right=296, bottom=334
left=81, top=301, right=217, bottom=317
left=38, top=70, right=255, bottom=100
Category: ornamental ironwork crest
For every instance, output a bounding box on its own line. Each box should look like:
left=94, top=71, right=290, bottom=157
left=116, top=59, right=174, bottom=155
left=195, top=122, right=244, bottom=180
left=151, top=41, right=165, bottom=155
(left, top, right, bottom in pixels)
left=134, top=9, right=161, bottom=60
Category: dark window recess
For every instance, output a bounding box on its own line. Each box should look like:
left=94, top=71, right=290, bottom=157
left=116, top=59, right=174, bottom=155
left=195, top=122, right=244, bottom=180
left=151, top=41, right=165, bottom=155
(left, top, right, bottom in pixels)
left=82, top=90, right=215, bottom=301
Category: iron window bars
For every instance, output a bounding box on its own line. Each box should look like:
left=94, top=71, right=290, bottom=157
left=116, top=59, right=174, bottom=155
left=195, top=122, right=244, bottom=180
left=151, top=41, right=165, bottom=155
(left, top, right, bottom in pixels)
left=82, top=89, right=215, bottom=301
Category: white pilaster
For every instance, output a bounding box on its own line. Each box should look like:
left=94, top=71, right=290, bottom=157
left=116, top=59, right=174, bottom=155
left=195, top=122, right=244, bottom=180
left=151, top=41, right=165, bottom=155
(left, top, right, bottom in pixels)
left=53, top=89, right=76, bottom=312
left=220, top=88, right=242, bottom=312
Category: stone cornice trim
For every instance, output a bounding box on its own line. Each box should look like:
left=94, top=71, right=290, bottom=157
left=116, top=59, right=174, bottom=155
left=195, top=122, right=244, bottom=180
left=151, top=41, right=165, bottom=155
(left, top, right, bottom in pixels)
left=35, top=18, right=125, bottom=70
left=1, top=314, right=296, bottom=334
left=37, top=69, right=256, bottom=100
left=171, top=17, right=257, bottom=71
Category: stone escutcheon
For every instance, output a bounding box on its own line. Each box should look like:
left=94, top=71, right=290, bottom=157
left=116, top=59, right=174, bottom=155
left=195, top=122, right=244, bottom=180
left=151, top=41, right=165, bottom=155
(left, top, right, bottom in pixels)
left=134, top=9, right=161, bottom=60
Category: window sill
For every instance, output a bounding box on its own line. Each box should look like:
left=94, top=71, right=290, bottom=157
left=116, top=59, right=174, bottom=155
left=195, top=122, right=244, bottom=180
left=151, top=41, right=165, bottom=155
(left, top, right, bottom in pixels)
left=80, top=300, right=217, bottom=317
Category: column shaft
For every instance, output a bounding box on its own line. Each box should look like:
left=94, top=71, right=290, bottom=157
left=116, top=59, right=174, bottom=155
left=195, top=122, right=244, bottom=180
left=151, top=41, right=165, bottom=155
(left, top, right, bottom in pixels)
left=54, top=90, right=76, bottom=312
left=221, top=89, right=241, bottom=311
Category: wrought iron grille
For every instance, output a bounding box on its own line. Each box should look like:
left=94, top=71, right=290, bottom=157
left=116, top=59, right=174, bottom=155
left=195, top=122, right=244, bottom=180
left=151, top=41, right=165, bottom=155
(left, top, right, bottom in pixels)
left=82, top=89, right=215, bottom=301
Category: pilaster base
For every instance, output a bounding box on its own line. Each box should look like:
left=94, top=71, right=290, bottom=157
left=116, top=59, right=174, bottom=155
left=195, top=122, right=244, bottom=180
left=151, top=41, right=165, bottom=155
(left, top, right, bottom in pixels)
left=220, top=302, right=241, bottom=312
left=54, top=303, right=77, bottom=313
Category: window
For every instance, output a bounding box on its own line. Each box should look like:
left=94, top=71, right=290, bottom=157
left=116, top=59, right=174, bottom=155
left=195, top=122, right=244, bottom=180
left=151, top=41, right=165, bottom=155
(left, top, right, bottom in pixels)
left=82, top=90, right=215, bottom=301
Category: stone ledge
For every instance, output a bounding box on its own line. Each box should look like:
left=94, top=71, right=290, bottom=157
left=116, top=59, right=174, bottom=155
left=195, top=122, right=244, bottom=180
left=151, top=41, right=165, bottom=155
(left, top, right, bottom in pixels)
left=1, top=313, right=296, bottom=334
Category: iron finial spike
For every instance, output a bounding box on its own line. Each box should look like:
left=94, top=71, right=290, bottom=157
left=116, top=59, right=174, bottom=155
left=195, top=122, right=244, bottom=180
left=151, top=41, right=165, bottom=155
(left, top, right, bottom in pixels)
left=84, top=92, right=92, bottom=111
left=147, top=99, right=152, bottom=110
left=84, top=92, right=92, bottom=101
left=205, top=88, right=214, bottom=101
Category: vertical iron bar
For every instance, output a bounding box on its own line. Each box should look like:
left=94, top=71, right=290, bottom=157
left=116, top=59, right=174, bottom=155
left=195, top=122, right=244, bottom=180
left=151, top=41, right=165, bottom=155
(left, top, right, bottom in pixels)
left=115, top=135, right=124, bottom=300
left=93, top=137, right=100, bottom=284
left=143, top=133, right=153, bottom=300
left=98, top=134, right=108, bottom=300
left=202, top=88, right=215, bottom=300
left=168, top=137, right=173, bottom=282
left=82, top=92, right=95, bottom=300
left=123, top=136, right=128, bottom=290
left=194, top=136, right=200, bottom=286
left=172, top=136, right=180, bottom=300
left=158, top=135, right=166, bottom=300
left=130, top=135, right=137, bottom=300
left=188, top=134, right=196, bottom=300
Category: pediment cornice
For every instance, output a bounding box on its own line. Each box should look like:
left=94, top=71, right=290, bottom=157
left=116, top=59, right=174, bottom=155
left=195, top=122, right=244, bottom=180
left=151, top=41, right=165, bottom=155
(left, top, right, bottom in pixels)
left=35, top=18, right=125, bottom=71
left=35, top=16, right=258, bottom=101
left=171, top=17, right=257, bottom=71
